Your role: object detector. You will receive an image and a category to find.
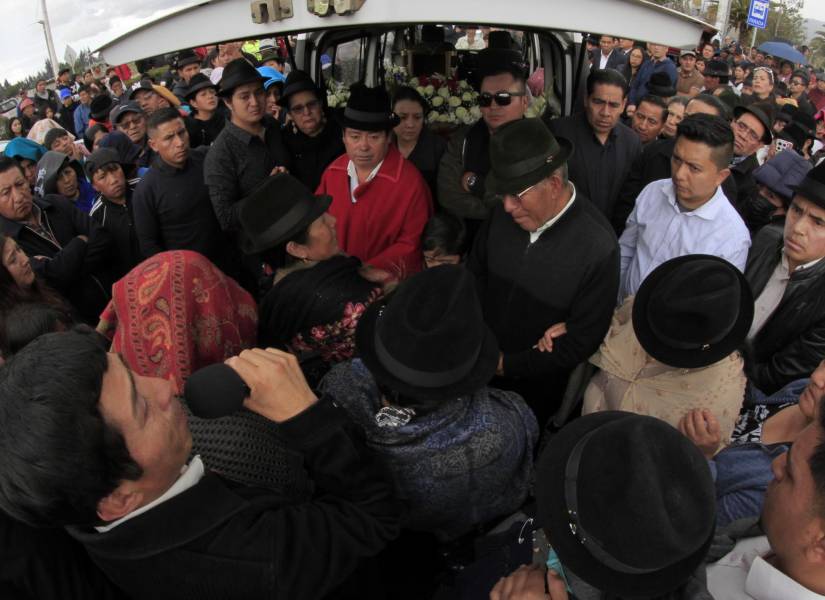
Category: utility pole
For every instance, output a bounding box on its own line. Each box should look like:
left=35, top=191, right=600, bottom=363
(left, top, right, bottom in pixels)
left=715, top=0, right=732, bottom=39
left=37, top=0, right=60, bottom=80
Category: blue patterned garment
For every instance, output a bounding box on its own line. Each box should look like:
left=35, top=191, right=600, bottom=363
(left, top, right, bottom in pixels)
left=319, top=359, right=539, bottom=541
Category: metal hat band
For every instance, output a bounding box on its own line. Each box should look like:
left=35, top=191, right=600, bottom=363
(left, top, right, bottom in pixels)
left=496, top=151, right=556, bottom=179
left=564, top=429, right=661, bottom=575
left=373, top=307, right=481, bottom=389
left=343, top=107, right=393, bottom=123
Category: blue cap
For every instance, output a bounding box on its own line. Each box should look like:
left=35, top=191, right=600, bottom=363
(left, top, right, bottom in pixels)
left=58, top=88, right=72, bottom=101
left=3, top=137, right=47, bottom=163
left=256, top=66, right=286, bottom=91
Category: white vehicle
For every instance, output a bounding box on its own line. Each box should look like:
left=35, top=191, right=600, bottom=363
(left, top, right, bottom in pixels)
left=98, top=0, right=712, bottom=119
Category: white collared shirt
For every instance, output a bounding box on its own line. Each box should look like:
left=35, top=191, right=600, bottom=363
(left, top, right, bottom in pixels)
left=618, top=178, right=751, bottom=301
left=347, top=159, right=384, bottom=204
left=529, top=183, right=577, bottom=244
left=707, top=535, right=825, bottom=599
left=599, top=50, right=611, bottom=70
left=748, top=251, right=823, bottom=340
left=95, top=455, right=205, bottom=533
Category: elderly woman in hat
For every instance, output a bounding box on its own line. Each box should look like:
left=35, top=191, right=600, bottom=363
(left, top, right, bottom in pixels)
left=319, top=265, right=538, bottom=542
left=575, top=255, right=753, bottom=458
left=240, top=172, right=384, bottom=385
left=277, top=70, right=344, bottom=191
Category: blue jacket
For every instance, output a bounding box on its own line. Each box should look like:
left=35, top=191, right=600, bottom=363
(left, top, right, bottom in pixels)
left=629, top=57, right=677, bottom=106
left=74, top=103, right=91, bottom=138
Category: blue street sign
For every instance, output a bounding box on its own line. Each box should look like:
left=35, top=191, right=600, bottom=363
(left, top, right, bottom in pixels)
left=747, top=0, right=770, bottom=29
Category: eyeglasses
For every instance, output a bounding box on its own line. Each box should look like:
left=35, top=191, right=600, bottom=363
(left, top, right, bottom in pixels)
left=752, top=66, right=775, bottom=83
left=289, top=99, right=320, bottom=114
left=790, top=79, right=805, bottom=87
left=496, top=181, right=540, bottom=204
left=734, top=119, right=762, bottom=144
left=478, top=91, right=526, bottom=107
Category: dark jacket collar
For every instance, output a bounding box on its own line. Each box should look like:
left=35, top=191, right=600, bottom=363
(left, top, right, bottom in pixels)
left=225, top=115, right=279, bottom=145
left=66, top=473, right=248, bottom=559
left=0, top=196, right=56, bottom=238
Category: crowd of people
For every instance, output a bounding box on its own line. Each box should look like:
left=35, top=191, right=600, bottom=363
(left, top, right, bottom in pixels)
left=0, top=26, right=824, bottom=599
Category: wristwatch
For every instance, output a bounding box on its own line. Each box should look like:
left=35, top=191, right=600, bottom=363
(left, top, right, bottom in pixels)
left=466, top=173, right=478, bottom=190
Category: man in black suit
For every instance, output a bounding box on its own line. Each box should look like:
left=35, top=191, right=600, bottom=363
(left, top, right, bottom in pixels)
left=593, top=36, right=630, bottom=81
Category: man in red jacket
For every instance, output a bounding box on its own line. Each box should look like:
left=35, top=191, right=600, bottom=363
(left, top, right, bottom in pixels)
left=317, top=84, right=432, bottom=278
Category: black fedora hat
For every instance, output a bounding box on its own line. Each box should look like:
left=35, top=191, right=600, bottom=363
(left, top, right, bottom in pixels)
left=791, top=161, right=825, bottom=210
left=355, top=265, right=499, bottom=402
left=704, top=59, right=730, bottom=79
left=185, top=73, right=217, bottom=101
left=335, top=83, right=400, bottom=131
left=776, top=103, right=798, bottom=124
left=734, top=101, right=775, bottom=145
left=176, top=49, right=201, bottom=69
left=90, top=94, right=116, bottom=121
left=647, top=71, right=676, bottom=97
left=535, top=411, right=716, bottom=598
left=238, top=172, right=332, bottom=255
left=489, top=118, right=573, bottom=195
left=632, top=254, right=753, bottom=369
left=277, top=69, right=321, bottom=108
left=218, top=58, right=266, bottom=97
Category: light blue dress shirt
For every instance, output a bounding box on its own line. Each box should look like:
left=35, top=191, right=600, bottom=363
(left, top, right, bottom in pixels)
left=618, top=178, right=751, bottom=301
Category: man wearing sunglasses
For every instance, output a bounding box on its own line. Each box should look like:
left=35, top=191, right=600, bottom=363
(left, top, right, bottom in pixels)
left=438, top=48, right=529, bottom=232
left=547, top=69, right=641, bottom=222
left=788, top=70, right=816, bottom=117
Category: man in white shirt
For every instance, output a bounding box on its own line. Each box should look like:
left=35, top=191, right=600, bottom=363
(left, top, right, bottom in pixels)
left=707, top=389, right=825, bottom=599
left=595, top=36, right=629, bottom=80
left=619, top=113, right=750, bottom=300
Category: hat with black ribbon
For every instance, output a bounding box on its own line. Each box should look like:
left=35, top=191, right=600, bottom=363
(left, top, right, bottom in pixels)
left=535, top=411, right=716, bottom=598
left=335, top=83, right=400, bottom=131
left=632, top=254, right=753, bottom=369
left=238, top=172, right=332, bottom=255
left=489, top=118, right=573, bottom=195
left=355, top=264, right=499, bottom=402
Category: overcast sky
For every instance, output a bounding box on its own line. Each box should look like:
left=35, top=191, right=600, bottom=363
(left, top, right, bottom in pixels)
left=1, top=0, right=825, bottom=85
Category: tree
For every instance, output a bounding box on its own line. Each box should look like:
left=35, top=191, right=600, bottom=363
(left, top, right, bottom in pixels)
left=811, top=29, right=825, bottom=69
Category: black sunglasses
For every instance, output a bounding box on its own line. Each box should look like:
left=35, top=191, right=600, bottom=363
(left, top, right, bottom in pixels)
left=478, top=91, right=526, bottom=107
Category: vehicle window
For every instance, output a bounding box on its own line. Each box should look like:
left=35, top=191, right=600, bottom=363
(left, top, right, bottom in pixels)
left=331, top=37, right=367, bottom=85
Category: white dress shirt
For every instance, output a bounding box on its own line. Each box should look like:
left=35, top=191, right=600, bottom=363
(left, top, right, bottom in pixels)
left=347, top=159, right=383, bottom=204
left=618, top=178, right=751, bottom=301
left=529, top=183, right=576, bottom=244
left=747, top=252, right=823, bottom=340
left=599, top=50, right=612, bottom=70
left=707, top=535, right=825, bottom=599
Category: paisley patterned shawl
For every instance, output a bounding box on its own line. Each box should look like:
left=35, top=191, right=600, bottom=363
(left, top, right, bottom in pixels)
left=97, top=250, right=258, bottom=390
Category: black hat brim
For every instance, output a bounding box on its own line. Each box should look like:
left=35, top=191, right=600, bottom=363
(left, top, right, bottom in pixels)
left=648, top=85, right=677, bottom=97
left=277, top=79, right=322, bottom=107
left=218, top=74, right=267, bottom=98
left=355, top=298, right=500, bottom=402
left=185, top=80, right=217, bottom=100
left=335, top=107, right=400, bottom=132
left=632, top=254, right=754, bottom=369
left=535, top=411, right=715, bottom=598
left=239, top=193, right=332, bottom=256
left=492, top=136, right=574, bottom=196
left=790, top=177, right=825, bottom=210
left=734, top=104, right=774, bottom=145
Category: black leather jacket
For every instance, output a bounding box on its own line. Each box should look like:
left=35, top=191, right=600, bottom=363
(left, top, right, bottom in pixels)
left=744, top=223, right=825, bottom=394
